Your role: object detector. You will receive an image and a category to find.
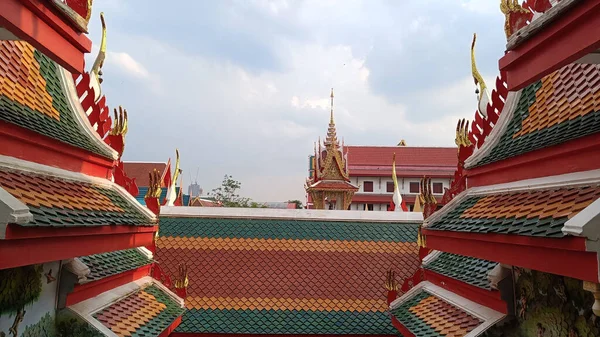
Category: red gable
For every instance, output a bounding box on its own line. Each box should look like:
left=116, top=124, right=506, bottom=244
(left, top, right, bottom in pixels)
left=345, top=146, right=457, bottom=177
left=123, top=162, right=167, bottom=187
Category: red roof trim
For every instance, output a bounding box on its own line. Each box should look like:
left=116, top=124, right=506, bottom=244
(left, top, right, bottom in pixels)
left=0, top=225, right=156, bottom=269
left=499, top=0, right=600, bottom=91
left=0, top=0, right=91, bottom=73
left=467, top=132, right=600, bottom=187
left=0, top=121, right=114, bottom=179
left=424, top=270, right=507, bottom=314
left=66, top=264, right=152, bottom=306
left=423, top=229, right=598, bottom=282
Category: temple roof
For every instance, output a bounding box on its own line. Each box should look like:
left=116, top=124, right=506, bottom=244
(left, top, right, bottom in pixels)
left=390, top=282, right=504, bottom=337
left=123, top=162, right=168, bottom=187
left=467, top=63, right=600, bottom=168
left=78, top=248, right=153, bottom=283
left=155, top=208, right=422, bottom=334
left=0, top=157, right=156, bottom=228
left=347, top=146, right=458, bottom=167
left=66, top=276, right=184, bottom=337
left=0, top=40, right=116, bottom=160
left=423, top=252, right=497, bottom=290
left=425, top=170, right=600, bottom=238
left=307, top=179, right=359, bottom=191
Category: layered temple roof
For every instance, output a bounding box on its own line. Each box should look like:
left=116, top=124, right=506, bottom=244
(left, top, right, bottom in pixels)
left=423, top=252, right=497, bottom=291
left=0, top=40, right=116, bottom=159
left=65, top=276, right=185, bottom=337
left=156, top=208, right=422, bottom=334
left=467, top=63, right=600, bottom=168
left=390, top=282, right=504, bottom=337
left=427, top=181, right=600, bottom=238
left=78, top=248, right=153, bottom=283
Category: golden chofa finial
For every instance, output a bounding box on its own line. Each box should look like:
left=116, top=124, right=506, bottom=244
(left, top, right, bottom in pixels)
left=471, top=33, right=489, bottom=118
left=397, top=139, right=406, bottom=146
left=91, top=12, right=107, bottom=79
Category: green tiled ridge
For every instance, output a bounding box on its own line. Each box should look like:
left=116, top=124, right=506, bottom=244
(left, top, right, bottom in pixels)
left=0, top=48, right=113, bottom=158
left=133, top=285, right=185, bottom=337
left=473, top=79, right=600, bottom=167
left=427, top=195, right=566, bottom=238
left=79, top=248, right=152, bottom=282
left=24, top=186, right=151, bottom=227
left=159, top=217, right=419, bottom=242
left=424, top=252, right=497, bottom=290
left=390, top=290, right=442, bottom=337
left=176, top=308, right=397, bottom=334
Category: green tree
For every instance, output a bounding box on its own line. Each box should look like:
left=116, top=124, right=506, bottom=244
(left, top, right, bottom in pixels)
left=0, top=265, right=43, bottom=337
left=287, top=200, right=304, bottom=209
left=210, top=175, right=251, bottom=207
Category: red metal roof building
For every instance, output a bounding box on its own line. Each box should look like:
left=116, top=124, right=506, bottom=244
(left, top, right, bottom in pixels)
left=387, top=2, right=600, bottom=336
left=345, top=146, right=457, bottom=211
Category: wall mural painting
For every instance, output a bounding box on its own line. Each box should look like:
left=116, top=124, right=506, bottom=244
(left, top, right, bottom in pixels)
left=55, top=310, right=103, bottom=337
left=0, top=262, right=59, bottom=337
left=484, top=268, right=599, bottom=337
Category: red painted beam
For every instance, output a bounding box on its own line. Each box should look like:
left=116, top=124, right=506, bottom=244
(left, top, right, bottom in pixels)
left=424, top=270, right=507, bottom=314
left=66, top=264, right=152, bottom=306
left=467, top=132, right=600, bottom=187
left=0, top=0, right=90, bottom=74
left=0, top=121, right=115, bottom=179
left=499, top=0, right=600, bottom=91
left=4, top=223, right=158, bottom=240
left=0, top=226, right=156, bottom=269
left=423, top=229, right=598, bottom=282
left=159, top=316, right=183, bottom=337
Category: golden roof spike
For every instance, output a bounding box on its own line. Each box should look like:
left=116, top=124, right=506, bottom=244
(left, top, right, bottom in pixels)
left=91, top=12, right=107, bottom=77
left=471, top=33, right=487, bottom=98
left=330, top=88, right=334, bottom=124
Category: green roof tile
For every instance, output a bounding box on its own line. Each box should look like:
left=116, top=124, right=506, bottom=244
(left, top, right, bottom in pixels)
left=79, top=248, right=153, bottom=282
left=159, top=216, right=419, bottom=242
left=423, top=252, right=497, bottom=290
left=176, top=309, right=397, bottom=334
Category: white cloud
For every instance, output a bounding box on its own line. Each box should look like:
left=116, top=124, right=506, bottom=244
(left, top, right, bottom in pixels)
left=107, top=51, right=150, bottom=78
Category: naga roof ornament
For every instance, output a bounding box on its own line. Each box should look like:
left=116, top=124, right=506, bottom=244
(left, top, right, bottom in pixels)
left=471, top=33, right=490, bottom=118
left=500, top=0, right=533, bottom=38
left=90, top=12, right=107, bottom=103
left=165, top=149, right=182, bottom=206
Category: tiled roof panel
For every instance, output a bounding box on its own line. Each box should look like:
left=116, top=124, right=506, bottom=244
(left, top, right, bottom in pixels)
left=0, top=40, right=113, bottom=158
left=135, top=187, right=177, bottom=206
left=158, top=217, right=419, bottom=242
left=0, top=168, right=153, bottom=227
left=427, top=185, right=600, bottom=237
left=346, top=146, right=457, bottom=167
left=122, top=162, right=167, bottom=187
left=156, top=217, right=421, bottom=334
left=424, top=253, right=497, bottom=290
left=474, top=64, right=600, bottom=167
left=93, top=285, right=184, bottom=337
left=79, top=248, right=152, bottom=282
left=391, top=290, right=483, bottom=337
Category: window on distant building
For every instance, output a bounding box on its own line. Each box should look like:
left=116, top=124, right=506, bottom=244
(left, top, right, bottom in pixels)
left=433, top=182, right=443, bottom=194
left=409, top=182, right=420, bottom=193
left=367, top=204, right=374, bottom=211
left=363, top=181, right=374, bottom=192
left=386, top=182, right=394, bottom=193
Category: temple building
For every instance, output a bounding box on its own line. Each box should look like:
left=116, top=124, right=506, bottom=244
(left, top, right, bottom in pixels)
left=0, top=3, right=185, bottom=336
left=305, top=89, right=359, bottom=210
left=387, top=1, right=600, bottom=336
left=306, top=96, right=457, bottom=211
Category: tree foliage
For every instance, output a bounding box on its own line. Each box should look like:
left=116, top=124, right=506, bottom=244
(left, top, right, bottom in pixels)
left=0, top=265, right=43, bottom=316
left=210, top=175, right=251, bottom=207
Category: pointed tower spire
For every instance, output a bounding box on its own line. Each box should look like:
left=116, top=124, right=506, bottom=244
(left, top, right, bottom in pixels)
left=325, top=88, right=339, bottom=148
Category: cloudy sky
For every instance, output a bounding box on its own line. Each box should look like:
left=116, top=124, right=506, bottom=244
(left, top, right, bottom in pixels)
left=86, top=0, right=506, bottom=202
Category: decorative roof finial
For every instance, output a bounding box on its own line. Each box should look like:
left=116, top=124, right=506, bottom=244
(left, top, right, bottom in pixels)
left=330, top=88, right=334, bottom=124
left=471, top=33, right=490, bottom=118
left=397, top=139, right=406, bottom=146
left=91, top=12, right=107, bottom=82
left=500, top=0, right=532, bottom=39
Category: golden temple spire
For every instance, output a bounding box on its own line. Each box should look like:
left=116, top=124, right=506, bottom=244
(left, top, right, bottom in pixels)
left=471, top=33, right=490, bottom=118
left=330, top=88, right=334, bottom=124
